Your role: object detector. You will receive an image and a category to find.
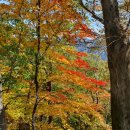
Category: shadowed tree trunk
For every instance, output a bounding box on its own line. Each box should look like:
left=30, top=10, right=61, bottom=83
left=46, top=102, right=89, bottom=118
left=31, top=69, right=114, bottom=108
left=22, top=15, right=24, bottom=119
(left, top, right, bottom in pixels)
left=19, top=123, right=30, bottom=130
left=79, top=0, right=130, bottom=129
left=0, top=75, right=6, bottom=130
left=100, top=1, right=130, bottom=130
left=46, top=81, right=53, bottom=124
left=31, top=0, right=41, bottom=129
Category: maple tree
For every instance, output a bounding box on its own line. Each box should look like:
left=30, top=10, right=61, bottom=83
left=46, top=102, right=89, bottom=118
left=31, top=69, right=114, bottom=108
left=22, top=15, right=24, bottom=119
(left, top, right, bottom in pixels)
left=0, top=0, right=111, bottom=130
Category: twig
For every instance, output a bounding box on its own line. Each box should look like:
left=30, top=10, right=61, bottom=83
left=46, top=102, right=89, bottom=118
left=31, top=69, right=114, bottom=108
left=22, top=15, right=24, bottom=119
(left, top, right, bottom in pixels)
left=79, top=0, right=104, bottom=24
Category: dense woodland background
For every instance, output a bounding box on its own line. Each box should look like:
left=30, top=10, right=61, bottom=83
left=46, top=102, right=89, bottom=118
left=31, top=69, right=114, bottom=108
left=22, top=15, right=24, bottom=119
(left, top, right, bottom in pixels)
left=0, top=0, right=129, bottom=130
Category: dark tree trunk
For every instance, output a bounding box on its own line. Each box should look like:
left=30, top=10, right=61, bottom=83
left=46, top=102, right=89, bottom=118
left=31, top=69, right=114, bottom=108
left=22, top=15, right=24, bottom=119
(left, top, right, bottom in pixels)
left=46, top=81, right=52, bottom=92
left=19, top=123, right=30, bottom=130
left=46, top=81, right=53, bottom=124
left=0, top=75, right=6, bottom=130
left=0, top=111, right=6, bottom=130
left=32, top=0, right=41, bottom=129
left=101, top=0, right=130, bottom=130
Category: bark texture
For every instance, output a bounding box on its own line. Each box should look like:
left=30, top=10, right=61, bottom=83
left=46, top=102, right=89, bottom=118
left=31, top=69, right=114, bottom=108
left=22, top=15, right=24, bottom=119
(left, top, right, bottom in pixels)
left=0, top=75, right=6, bottom=130
left=101, top=0, right=130, bottom=130
left=32, top=0, right=41, bottom=129
left=19, top=123, right=30, bottom=130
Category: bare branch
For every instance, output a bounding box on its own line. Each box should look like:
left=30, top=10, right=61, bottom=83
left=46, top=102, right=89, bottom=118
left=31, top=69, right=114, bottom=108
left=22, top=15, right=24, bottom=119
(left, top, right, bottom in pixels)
left=79, top=0, right=104, bottom=24
left=125, top=18, right=130, bottom=32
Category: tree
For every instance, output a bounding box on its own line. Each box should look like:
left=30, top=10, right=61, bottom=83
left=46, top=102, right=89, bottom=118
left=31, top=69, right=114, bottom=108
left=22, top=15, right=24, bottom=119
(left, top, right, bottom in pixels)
left=0, top=0, right=110, bottom=129
left=0, top=75, right=6, bottom=130
left=79, top=0, right=130, bottom=130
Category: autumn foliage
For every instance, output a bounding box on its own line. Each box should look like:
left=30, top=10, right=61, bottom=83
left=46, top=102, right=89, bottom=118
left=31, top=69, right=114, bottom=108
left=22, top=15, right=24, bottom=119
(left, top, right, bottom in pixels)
left=0, top=0, right=110, bottom=130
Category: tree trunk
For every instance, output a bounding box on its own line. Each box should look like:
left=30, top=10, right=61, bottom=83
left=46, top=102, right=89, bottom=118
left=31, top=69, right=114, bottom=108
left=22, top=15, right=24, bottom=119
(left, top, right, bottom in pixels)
left=0, top=75, right=6, bottom=130
left=101, top=0, right=130, bottom=130
left=19, top=123, right=30, bottom=130
left=32, top=0, right=41, bottom=129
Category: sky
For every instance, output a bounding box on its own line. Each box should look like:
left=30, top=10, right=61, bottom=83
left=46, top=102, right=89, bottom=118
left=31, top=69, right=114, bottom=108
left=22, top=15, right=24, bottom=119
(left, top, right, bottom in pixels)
left=0, top=0, right=9, bottom=4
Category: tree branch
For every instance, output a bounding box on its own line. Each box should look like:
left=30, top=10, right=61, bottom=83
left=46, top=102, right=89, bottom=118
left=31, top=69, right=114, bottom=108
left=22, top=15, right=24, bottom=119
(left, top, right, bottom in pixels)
left=79, top=0, right=104, bottom=24
left=125, top=18, right=130, bottom=32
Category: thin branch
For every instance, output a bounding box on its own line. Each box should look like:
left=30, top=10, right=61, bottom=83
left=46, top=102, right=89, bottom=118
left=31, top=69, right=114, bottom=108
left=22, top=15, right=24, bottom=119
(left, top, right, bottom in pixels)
left=79, top=0, right=104, bottom=24
left=18, top=0, right=25, bottom=17
left=125, top=18, right=130, bottom=32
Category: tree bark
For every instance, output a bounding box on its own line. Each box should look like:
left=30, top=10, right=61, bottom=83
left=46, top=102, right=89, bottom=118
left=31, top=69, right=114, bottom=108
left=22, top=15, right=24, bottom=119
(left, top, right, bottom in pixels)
left=32, top=0, right=41, bottom=129
left=19, top=123, right=30, bottom=130
left=0, top=75, right=6, bottom=130
left=100, top=0, right=130, bottom=130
